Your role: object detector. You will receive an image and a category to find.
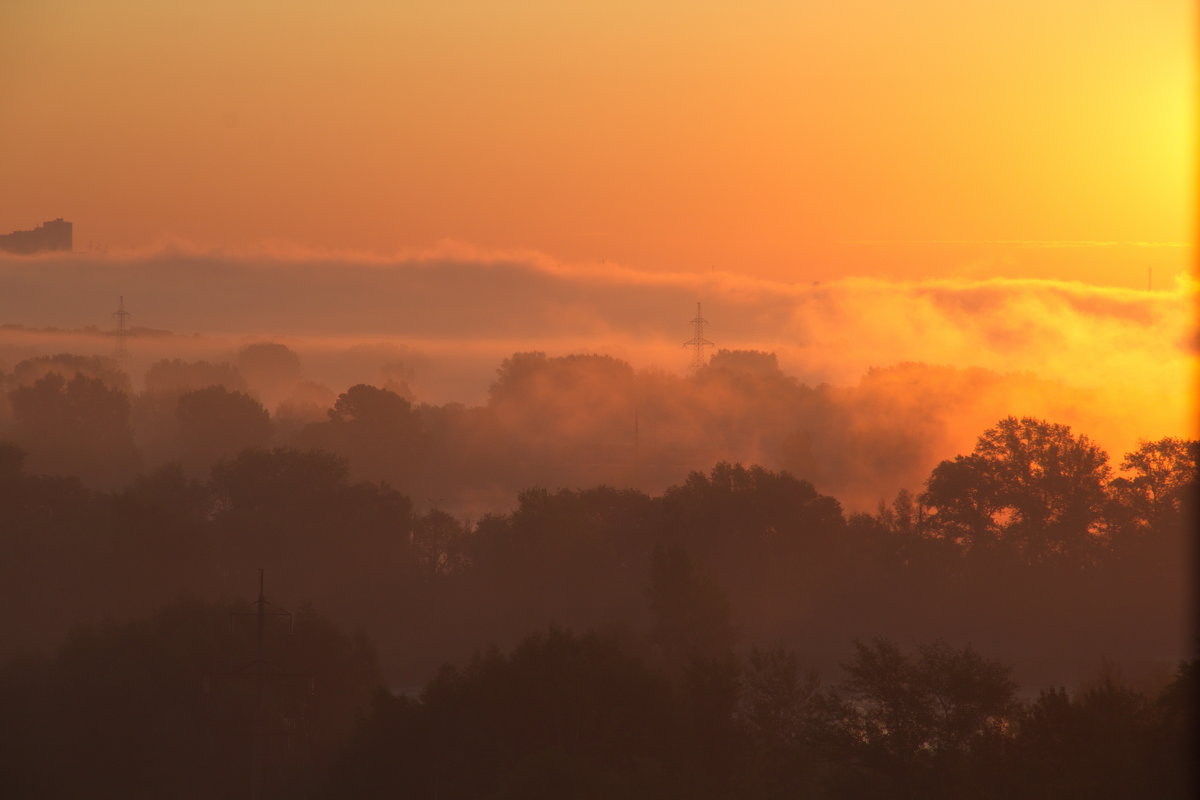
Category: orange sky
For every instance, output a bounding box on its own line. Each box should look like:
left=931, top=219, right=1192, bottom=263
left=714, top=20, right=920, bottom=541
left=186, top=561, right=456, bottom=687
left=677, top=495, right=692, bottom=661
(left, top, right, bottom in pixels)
left=1, top=0, right=1193, bottom=286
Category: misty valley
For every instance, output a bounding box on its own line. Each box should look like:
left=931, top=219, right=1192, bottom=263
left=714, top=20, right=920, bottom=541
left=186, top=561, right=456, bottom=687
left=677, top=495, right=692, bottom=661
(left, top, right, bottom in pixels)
left=4, top=0, right=1193, bottom=795
left=0, top=345, right=1193, bottom=798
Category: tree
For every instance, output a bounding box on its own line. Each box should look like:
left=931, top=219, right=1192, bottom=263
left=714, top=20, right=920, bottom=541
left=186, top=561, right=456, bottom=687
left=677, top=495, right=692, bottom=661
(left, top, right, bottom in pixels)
left=320, top=629, right=681, bottom=799
left=0, top=599, right=379, bottom=800
left=206, top=448, right=415, bottom=630
left=487, top=353, right=637, bottom=453
left=236, top=342, right=303, bottom=408
left=143, top=358, right=246, bottom=394
left=331, top=383, right=413, bottom=425
left=411, top=509, right=468, bottom=574
left=8, top=372, right=139, bottom=487
left=661, top=462, right=845, bottom=559
left=1011, top=673, right=1164, bottom=799
left=837, top=639, right=1017, bottom=793
left=703, top=349, right=785, bottom=378
left=175, top=386, right=273, bottom=473
left=736, top=646, right=835, bottom=797
left=297, top=384, right=425, bottom=486
left=1109, top=437, right=1198, bottom=534
left=209, top=447, right=352, bottom=512
left=921, top=417, right=1112, bottom=564
left=649, top=544, right=736, bottom=670
left=274, top=380, right=337, bottom=429
left=12, top=353, right=131, bottom=394
left=876, top=488, right=918, bottom=536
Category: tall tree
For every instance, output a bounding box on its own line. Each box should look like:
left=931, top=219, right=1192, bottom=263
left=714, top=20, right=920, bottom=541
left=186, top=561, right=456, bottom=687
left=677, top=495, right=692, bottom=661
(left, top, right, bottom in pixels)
left=297, top=384, right=426, bottom=487
left=9, top=372, right=139, bottom=487
left=838, top=638, right=1017, bottom=796
left=921, top=417, right=1111, bottom=564
left=1109, top=437, right=1198, bottom=534
left=175, top=386, right=273, bottom=473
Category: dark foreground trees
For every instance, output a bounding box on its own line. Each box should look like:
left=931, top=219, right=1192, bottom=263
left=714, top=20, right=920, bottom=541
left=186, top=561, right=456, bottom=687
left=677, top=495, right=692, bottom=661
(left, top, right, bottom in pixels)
left=0, top=426, right=1192, bottom=694
left=0, top=602, right=1191, bottom=800
left=0, top=600, right=379, bottom=800
left=319, top=629, right=1195, bottom=800
left=0, top=400, right=1193, bottom=797
left=323, top=629, right=684, bottom=800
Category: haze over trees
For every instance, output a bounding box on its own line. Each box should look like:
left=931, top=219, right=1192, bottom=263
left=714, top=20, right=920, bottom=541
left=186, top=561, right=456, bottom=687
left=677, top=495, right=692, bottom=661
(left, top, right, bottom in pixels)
left=0, top=346, right=1194, bottom=797
left=0, top=345, right=1171, bottom=513
left=0, top=378, right=1192, bottom=686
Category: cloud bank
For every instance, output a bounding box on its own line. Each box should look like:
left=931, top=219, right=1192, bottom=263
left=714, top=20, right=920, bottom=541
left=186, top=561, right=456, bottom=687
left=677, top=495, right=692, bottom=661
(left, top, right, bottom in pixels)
left=1, top=244, right=1194, bottom=491
left=2, top=244, right=1191, bottom=370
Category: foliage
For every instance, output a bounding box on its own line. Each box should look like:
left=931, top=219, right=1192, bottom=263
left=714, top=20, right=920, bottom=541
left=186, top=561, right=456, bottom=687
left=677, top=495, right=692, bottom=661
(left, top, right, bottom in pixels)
left=921, top=416, right=1112, bottom=563
left=176, top=385, right=273, bottom=472
left=0, top=600, right=379, bottom=799
left=8, top=372, right=139, bottom=486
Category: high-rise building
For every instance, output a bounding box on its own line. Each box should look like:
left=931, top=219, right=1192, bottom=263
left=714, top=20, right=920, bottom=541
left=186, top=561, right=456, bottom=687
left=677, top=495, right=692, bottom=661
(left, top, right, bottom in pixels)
left=0, top=218, right=73, bottom=254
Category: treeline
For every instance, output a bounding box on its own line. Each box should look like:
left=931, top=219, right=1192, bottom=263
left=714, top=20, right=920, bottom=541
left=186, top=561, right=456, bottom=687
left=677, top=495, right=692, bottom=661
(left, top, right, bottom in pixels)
left=0, top=350, right=1195, bottom=796
left=1, top=602, right=1193, bottom=799
left=0, top=345, right=1111, bottom=508
left=0, top=405, right=1193, bottom=689
left=324, top=629, right=1195, bottom=800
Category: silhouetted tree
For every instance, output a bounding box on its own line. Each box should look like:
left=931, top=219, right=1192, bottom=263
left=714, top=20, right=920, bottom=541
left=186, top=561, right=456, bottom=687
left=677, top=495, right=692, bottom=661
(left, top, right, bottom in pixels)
left=8, top=372, right=139, bottom=487
left=378, top=360, right=418, bottom=401
left=12, top=353, right=131, bottom=393
left=1146, top=659, right=1198, bottom=798
left=487, top=352, right=637, bottom=483
left=0, top=599, right=379, bottom=800
left=176, top=386, right=273, bottom=473
left=661, top=463, right=844, bottom=563
left=207, top=448, right=415, bottom=630
left=1109, top=437, right=1198, bottom=535
left=237, top=342, right=303, bottom=407
left=649, top=544, right=736, bottom=670
left=321, top=629, right=681, bottom=799
left=1011, top=673, right=1158, bottom=800
left=411, top=508, right=468, bottom=574
left=921, top=417, right=1111, bottom=564
left=296, top=384, right=425, bottom=487
left=735, top=646, right=838, bottom=798
left=837, top=638, right=1017, bottom=796
left=274, top=380, right=337, bottom=429
left=143, top=358, right=246, bottom=394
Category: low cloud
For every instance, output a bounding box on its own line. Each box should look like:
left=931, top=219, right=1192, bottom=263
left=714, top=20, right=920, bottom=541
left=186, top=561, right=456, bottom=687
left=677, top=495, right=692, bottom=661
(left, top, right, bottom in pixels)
left=1, top=245, right=1194, bottom=504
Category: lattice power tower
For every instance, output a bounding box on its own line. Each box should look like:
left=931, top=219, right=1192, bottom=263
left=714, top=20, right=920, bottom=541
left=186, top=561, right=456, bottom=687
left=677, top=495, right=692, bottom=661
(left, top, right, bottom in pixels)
left=683, top=302, right=714, bottom=371
left=112, top=296, right=132, bottom=359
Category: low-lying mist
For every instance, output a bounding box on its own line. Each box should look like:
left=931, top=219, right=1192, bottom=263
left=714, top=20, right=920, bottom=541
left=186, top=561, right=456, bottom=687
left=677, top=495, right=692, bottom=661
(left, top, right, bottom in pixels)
left=1, top=244, right=1194, bottom=511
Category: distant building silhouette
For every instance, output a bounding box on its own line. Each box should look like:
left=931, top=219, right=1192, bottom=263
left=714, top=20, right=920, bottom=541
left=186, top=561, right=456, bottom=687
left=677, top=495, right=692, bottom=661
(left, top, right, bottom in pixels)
left=0, top=218, right=72, bottom=254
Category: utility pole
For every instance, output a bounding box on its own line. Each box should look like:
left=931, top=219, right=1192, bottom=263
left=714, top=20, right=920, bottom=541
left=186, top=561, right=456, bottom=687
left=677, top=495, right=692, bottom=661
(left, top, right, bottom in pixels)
left=682, top=301, right=714, bottom=372
left=112, top=296, right=131, bottom=359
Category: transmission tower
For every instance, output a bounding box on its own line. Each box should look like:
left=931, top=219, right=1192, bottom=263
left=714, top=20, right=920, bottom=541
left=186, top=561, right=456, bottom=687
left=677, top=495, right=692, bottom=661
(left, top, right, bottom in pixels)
left=225, top=569, right=305, bottom=800
left=111, top=296, right=132, bottom=359
left=682, top=301, right=714, bottom=371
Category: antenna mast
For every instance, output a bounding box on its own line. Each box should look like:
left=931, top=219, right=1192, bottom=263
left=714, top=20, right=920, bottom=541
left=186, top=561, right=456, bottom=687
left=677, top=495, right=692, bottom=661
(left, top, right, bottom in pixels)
left=682, top=301, right=714, bottom=371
